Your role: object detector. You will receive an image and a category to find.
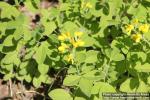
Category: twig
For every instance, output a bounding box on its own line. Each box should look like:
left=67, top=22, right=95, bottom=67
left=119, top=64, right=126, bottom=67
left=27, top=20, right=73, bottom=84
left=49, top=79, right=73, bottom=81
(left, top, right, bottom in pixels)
left=9, top=79, right=13, bottom=97
left=16, top=91, right=44, bottom=97
left=20, top=80, right=26, bottom=100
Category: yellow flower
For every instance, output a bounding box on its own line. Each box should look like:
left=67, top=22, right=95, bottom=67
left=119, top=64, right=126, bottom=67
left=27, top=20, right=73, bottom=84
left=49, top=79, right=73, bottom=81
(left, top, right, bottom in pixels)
left=131, top=33, right=142, bottom=43
left=66, top=54, right=74, bottom=63
left=139, top=24, right=149, bottom=33
left=133, top=19, right=138, bottom=24
left=58, top=33, right=67, bottom=41
left=58, top=35, right=65, bottom=41
left=77, top=40, right=85, bottom=46
left=72, top=42, right=78, bottom=48
left=125, top=24, right=134, bottom=35
left=85, top=2, right=92, bottom=8
left=72, top=40, right=85, bottom=48
left=58, top=43, right=68, bottom=52
left=58, top=46, right=65, bottom=52
left=75, top=32, right=83, bottom=37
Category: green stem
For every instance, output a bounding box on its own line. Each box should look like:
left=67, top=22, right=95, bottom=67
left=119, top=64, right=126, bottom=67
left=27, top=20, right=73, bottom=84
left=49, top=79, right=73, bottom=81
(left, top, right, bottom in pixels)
left=103, top=58, right=111, bottom=82
left=72, top=48, right=80, bottom=74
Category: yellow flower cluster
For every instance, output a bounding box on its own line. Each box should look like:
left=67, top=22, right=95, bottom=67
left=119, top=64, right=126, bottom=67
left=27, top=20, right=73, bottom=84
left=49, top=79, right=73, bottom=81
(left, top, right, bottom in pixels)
left=58, top=31, right=84, bottom=52
left=71, top=32, right=84, bottom=48
left=57, top=31, right=85, bottom=63
left=58, top=32, right=71, bottom=41
left=125, top=19, right=149, bottom=43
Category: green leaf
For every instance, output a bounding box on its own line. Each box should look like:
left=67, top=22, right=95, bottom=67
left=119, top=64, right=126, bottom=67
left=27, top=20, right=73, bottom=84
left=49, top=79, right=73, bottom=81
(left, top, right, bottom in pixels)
left=99, top=15, right=112, bottom=36
left=13, top=27, right=23, bottom=40
left=67, top=66, right=77, bottom=74
left=91, top=8, right=103, bottom=17
left=1, top=51, right=19, bottom=65
left=75, top=51, right=86, bottom=64
left=38, top=64, right=49, bottom=74
left=81, top=34, right=96, bottom=47
left=24, top=75, right=32, bottom=83
left=0, top=2, right=19, bottom=18
left=49, top=89, right=73, bottom=100
left=104, top=48, right=112, bottom=58
left=19, top=61, right=29, bottom=69
left=120, top=78, right=138, bottom=92
left=43, top=21, right=57, bottom=36
left=49, top=7, right=60, bottom=18
left=1, top=64, right=13, bottom=72
left=111, top=47, right=125, bottom=61
left=0, top=22, right=7, bottom=35
left=3, top=35, right=14, bottom=46
left=40, top=9, right=50, bottom=19
left=91, top=82, right=116, bottom=94
left=120, top=78, right=149, bottom=92
left=115, top=61, right=126, bottom=74
left=136, top=80, right=149, bottom=92
left=19, top=68, right=27, bottom=75
left=63, top=75, right=81, bottom=86
left=79, top=78, right=93, bottom=97
left=23, top=30, right=32, bottom=42
left=128, top=4, right=147, bottom=20
left=39, top=74, right=49, bottom=83
left=3, top=73, right=14, bottom=81
left=135, top=63, right=150, bottom=72
left=13, top=15, right=31, bottom=41
left=33, top=77, right=42, bottom=88
left=35, top=43, right=47, bottom=64
left=83, top=70, right=102, bottom=81
left=81, top=64, right=95, bottom=74
left=85, top=50, right=99, bottom=63
left=63, top=21, right=78, bottom=33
